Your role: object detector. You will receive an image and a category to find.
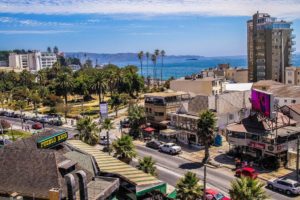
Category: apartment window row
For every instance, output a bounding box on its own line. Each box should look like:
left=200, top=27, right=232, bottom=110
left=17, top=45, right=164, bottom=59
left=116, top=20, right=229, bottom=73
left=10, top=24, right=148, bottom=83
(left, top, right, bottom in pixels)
left=284, top=99, right=297, bottom=104
left=154, top=112, right=164, bottom=116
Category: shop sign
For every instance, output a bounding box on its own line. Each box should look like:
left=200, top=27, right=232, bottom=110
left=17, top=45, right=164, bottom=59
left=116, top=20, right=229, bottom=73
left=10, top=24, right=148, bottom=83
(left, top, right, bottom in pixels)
left=37, top=131, right=68, bottom=149
left=249, top=141, right=265, bottom=150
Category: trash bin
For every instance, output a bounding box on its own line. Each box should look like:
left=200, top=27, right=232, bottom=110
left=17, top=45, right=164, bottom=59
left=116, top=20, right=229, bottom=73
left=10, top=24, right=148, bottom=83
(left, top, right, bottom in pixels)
left=214, top=134, right=222, bottom=147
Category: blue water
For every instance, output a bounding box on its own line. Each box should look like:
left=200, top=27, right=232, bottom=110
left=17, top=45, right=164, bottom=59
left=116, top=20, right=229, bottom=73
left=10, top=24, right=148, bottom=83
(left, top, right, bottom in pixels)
left=112, top=54, right=300, bottom=80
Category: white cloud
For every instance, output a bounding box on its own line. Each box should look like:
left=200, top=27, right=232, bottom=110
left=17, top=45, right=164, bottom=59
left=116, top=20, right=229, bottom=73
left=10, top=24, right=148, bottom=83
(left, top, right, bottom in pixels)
left=0, top=17, right=72, bottom=26
left=0, top=30, right=74, bottom=34
left=0, top=0, right=300, bottom=19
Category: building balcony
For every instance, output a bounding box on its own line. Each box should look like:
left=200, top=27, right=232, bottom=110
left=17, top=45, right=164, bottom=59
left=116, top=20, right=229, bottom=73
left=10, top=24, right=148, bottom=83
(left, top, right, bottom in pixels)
left=291, top=34, right=296, bottom=39
left=288, top=47, right=296, bottom=52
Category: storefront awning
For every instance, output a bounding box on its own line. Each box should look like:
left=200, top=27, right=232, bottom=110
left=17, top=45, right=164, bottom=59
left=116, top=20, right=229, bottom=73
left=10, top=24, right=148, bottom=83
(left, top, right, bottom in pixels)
left=144, top=127, right=155, bottom=132
left=160, top=129, right=178, bottom=137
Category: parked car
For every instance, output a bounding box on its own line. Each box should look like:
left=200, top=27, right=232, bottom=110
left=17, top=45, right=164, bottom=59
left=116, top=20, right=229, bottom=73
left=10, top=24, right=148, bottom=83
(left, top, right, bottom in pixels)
left=121, top=119, right=130, bottom=128
left=99, top=136, right=111, bottom=145
left=159, top=143, right=181, bottom=154
left=146, top=140, right=163, bottom=149
left=12, top=113, right=22, bottom=118
left=32, top=122, right=43, bottom=130
left=3, top=111, right=14, bottom=117
left=267, top=177, right=300, bottom=196
left=205, top=188, right=231, bottom=200
left=235, top=167, right=258, bottom=179
left=49, top=119, right=63, bottom=126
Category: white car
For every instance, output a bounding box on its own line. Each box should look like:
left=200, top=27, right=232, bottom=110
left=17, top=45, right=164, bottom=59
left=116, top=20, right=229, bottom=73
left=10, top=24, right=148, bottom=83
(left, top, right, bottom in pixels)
left=267, top=177, right=300, bottom=195
left=159, top=143, right=181, bottom=154
left=99, top=136, right=111, bottom=145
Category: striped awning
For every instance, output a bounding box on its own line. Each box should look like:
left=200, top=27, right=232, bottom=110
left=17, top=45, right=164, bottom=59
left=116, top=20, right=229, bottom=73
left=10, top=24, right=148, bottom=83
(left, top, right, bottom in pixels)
left=67, top=140, right=161, bottom=186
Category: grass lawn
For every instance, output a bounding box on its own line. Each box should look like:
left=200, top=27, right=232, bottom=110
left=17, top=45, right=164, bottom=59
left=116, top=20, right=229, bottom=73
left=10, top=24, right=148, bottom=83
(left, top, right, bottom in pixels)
left=2, top=129, right=32, bottom=141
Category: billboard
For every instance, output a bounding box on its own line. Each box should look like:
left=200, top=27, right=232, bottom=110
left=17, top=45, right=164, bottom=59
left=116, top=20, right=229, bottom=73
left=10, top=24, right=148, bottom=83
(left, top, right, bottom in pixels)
left=100, top=102, right=108, bottom=119
left=251, top=89, right=274, bottom=119
left=37, top=131, right=68, bottom=149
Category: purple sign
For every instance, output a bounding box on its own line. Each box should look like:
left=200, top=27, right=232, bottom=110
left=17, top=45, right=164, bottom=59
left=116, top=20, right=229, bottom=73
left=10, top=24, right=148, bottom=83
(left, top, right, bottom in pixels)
left=251, top=89, right=274, bottom=118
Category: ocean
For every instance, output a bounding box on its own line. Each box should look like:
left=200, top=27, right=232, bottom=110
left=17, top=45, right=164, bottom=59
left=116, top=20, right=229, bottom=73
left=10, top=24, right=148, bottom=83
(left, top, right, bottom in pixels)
left=112, top=54, right=300, bottom=80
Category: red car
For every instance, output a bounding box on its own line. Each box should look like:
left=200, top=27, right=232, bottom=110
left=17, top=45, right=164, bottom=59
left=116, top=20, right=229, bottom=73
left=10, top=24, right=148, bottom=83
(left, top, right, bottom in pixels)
left=235, top=167, right=258, bottom=179
left=32, top=122, right=43, bottom=130
left=205, top=188, right=230, bottom=200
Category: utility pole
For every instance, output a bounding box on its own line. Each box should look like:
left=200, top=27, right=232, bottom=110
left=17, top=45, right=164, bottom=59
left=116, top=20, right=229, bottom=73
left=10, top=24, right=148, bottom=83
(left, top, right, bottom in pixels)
left=203, top=164, right=207, bottom=200
left=297, top=135, right=299, bottom=181
left=107, top=130, right=110, bottom=156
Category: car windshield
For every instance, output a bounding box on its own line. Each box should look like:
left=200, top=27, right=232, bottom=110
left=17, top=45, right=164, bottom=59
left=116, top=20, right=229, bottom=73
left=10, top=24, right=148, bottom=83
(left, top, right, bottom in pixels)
left=215, top=193, right=225, bottom=200
left=169, top=144, right=175, bottom=147
left=294, top=183, right=300, bottom=187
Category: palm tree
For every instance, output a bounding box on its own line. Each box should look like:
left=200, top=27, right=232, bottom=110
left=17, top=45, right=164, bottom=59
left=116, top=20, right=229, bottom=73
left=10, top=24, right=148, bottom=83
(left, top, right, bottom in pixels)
left=151, top=54, right=157, bottom=86
left=29, top=91, right=41, bottom=117
left=138, top=156, right=157, bottom=176
left=110, top=93, right=122, bottom=117
left=229, top=177, right=268, bottom=200
left=154, top=49, right=160, bottom=85
left=112, top=135, right=137, bottom=163
left=14, top=100, right=26, bottom=129
left=138, top=51, right=144, bottom=76
left=127, top=104, right=145, bottom=139
left=146, top=52, right=150, bottom=80
left=55, top=73, right=74, bottom=122
left=76, top=117, right=99, bottom=145
left=176, top=171, right=202, bottom=200
left=197, top=110, right=216, bottom=163
left=91, top=70, right=106, bottom=103
left=101, top=118, right=114, bottom=155
left=160, top=50, right=166, bottom=84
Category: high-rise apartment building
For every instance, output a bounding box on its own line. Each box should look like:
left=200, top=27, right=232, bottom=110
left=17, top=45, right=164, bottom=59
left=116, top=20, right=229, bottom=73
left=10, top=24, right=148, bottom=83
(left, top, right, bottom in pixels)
left=247, top=12, right=294, bottom=83
left=9, top=51, right=57, bottom=72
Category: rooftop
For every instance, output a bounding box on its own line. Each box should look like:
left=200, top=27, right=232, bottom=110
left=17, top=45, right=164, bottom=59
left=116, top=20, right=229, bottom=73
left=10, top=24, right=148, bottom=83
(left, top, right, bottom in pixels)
left=144, top=90, right=188, bottom=98
left=224, top=83, right=253, bottom=92
left=67, top=140, right=165, bottom=193
left=267, top=85, right=300, bottom=98
left=0, top=131, right=119, bottom=199
left=252, top=80, right=283, bottom=88
left=226, top=113, right=298, bottom=137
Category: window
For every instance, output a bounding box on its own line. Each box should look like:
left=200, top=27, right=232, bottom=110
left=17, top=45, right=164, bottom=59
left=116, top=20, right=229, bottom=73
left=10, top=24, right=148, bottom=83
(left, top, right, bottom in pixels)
left=284, top=99, right=287, bottom=103
left=229, top=114, right=234, bottom=120
left=292, top=100, right=296, bottom=104
left=288, top=72, right=292, bottom=76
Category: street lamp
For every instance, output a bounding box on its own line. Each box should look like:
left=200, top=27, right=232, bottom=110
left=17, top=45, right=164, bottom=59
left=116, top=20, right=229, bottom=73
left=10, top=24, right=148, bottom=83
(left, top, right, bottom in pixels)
left=203, top=163, right=207, bottom=200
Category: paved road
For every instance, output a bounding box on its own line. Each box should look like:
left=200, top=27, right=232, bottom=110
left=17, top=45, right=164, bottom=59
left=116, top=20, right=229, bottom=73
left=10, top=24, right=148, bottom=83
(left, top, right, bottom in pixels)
left=2, top=116, right=298, bottom=200
left=136, top=144, right=298, bottom=200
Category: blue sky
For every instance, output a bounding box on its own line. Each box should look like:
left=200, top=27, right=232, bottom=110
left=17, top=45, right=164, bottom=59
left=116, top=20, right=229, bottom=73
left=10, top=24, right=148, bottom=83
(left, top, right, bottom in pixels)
left=0, top=0, right=300, bottom=56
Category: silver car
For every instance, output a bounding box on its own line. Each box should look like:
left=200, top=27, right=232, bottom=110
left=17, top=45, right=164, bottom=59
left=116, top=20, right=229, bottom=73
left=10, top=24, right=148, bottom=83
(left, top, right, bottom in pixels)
left=267, top=177, right=300, bottom=196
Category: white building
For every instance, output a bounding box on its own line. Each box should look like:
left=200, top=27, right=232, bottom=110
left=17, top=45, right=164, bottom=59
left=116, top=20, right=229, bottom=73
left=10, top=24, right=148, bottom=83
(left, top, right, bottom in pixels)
left=9, top=52, right=57, bottom=72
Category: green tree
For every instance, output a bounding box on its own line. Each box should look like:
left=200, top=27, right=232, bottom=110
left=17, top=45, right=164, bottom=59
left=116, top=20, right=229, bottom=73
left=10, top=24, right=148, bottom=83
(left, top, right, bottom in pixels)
left=53, top=46, right=59, bottom=54
left=14, top=100, right=26, bottom=129
left=197, top=110, right=216, bottom=163
left=29, top=91, right=41, bottom=117
left=176, top=171, right=202, bottom=200
left=138, top=51, right=144, bottom=76
left=151, top=54, right=157, bottom=84
left=145, top=52, right=150, bottom=79
left=229, top=177, right=268, bottom=200
left=127, top=104, right=145, bottom=138
left=112, top=135, right=137, bottom=163
left=110, top=93, right=123, bottom=117
left=55, top=73, right=74, bottom=121
left=92, top=69, right=106, bottom=103
left=160, top=50, right=165, bottom=83
left=76, top=117, right=99, bottom=145
left=138, top=156, right=157, bottom=176
left=47, top=47, right=52, bottom=53
left=154, top=49, right=160, bottom=84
